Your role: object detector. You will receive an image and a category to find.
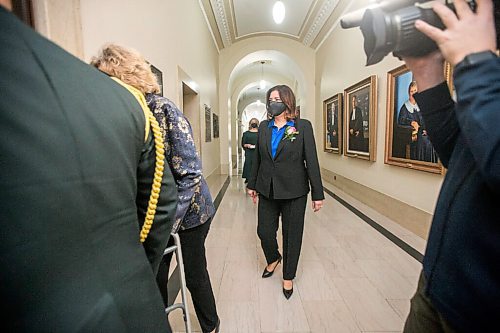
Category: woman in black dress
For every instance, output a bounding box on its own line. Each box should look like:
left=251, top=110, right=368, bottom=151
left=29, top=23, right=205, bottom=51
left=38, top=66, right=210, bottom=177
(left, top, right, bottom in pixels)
left=241, top=118, right=259, bottom=183
left=398, top=81, right=438, bottom=162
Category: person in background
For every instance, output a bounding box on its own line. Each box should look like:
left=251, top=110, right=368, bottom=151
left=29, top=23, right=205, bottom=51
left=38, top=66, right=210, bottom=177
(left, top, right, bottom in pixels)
left=0, top=2, right=177, bottom=331
left=91, top=44, right=220, bottom=333
left=348, top=95, right=363, bottom=151
left=241, top=118, right=259, bottom=184
left=400, top=0, right=500, bottom=332
left=246, top=85, right=324, bottom=299
left=327, top=102, right=339, bottom=149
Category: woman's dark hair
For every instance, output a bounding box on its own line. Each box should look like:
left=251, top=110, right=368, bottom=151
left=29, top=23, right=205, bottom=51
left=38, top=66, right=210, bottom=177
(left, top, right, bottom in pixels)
left=266, top=85, right=297, bottom=120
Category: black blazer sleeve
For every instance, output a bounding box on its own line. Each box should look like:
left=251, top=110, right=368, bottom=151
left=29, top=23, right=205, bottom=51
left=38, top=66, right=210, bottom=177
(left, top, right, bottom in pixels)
left=301, top=120, right=325, bottom=200
left=241, top=131, right=248, bottom=149
left=415, top=82, right=458, bottom=168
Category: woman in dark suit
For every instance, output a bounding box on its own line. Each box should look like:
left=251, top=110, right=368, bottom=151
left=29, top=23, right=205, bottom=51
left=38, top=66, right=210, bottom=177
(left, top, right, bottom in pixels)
left=246, top=85, right=324, bottom=299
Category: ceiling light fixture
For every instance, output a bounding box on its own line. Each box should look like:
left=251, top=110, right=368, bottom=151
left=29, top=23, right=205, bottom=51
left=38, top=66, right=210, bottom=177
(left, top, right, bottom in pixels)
left=273, top=1, right=285, bottom=24
left=259, top=61, right=266, bottom=90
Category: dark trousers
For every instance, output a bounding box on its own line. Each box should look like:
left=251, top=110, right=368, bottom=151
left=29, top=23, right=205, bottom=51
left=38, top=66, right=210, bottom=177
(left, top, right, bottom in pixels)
left=156, top=219, right=219, bottom=333
left=257, top=193, right=308, bottom=280
left=404, top=271, right=457, bottom=333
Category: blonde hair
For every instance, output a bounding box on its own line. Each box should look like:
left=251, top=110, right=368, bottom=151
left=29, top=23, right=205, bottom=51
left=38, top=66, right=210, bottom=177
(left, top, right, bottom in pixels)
left=248, top=118, right=259, bottom=130
left=91, top=44, right=160, bottom=95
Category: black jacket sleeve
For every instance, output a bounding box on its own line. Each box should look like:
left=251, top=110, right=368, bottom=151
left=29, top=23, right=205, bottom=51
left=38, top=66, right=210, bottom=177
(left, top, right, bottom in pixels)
left=454, top=57, right=500, bottom=192
left=414, top=82, right=458, bottom=168
left=302, top=120, right=325, bottom=200
left=241, top=131, right=248, bottom=149
left=136, top=132, right=177, bottom=275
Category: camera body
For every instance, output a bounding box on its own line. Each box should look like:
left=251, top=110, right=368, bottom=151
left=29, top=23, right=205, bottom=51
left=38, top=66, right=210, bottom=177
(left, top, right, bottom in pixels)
left=341, top=0, right=477, bottom=66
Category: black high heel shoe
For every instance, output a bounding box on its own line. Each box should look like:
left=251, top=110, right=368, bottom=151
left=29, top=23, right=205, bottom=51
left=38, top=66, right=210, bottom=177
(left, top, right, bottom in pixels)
left=215, top=318, right=220, bottom=333
left=204, top=318, right=220, bottom=333
left=261, top=255, right=282, bottom=278
left=283, top=281, right=293, bottom=299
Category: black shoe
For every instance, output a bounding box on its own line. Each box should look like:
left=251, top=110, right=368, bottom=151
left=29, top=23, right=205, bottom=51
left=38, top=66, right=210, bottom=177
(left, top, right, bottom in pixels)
left=261, top=255, right=282, bottom=278
left=204, top=318, right=220, bottom=333
left=283, top=285, right=293, bottom=299
left=215, top=318, right=220, bottom=333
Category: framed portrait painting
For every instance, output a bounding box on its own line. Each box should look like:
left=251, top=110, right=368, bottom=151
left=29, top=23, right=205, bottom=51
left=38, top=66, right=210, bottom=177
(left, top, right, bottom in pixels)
left=205, top=104, right=211, bottom=142
left=323, top=93, right=342, bottom=154
left=384, top=65, right=444, bottom=174
left=343, top=75, right=377, bottom=161
left=213, top=113, right=219, bottom=139
left=149, top=63, right=164, bottom=96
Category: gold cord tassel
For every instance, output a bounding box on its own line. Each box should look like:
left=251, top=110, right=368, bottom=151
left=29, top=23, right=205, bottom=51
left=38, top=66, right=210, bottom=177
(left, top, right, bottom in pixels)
left=108, top=77, right=166, bottom=243
left=140, top=110, right=165, bottom=243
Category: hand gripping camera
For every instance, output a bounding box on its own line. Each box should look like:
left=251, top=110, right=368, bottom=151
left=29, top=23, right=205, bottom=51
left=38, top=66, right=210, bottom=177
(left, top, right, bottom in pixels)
left=340, top=0, right=477, bottom=66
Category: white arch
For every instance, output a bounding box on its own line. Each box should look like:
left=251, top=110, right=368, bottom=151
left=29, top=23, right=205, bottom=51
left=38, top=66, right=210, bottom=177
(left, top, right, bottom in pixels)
left=217, top=36, right=316, bottom=174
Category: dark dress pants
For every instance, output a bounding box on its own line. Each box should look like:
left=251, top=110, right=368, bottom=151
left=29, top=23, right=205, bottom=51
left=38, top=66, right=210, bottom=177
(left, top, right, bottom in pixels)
left=257, top=193, right=308, bottom=280
left=156, top=219, right=219, bottom=333
left=404, top=271, right=457, bottom=333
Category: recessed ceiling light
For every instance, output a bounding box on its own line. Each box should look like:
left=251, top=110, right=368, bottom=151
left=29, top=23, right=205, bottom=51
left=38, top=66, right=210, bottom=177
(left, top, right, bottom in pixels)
left=273, top=1, right=285, bottom=24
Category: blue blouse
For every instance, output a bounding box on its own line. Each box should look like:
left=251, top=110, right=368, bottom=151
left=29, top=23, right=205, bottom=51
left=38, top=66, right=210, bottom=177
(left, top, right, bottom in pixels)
left=268, top=119, right=295, bottom=158
left=146, top=94, right=215, bottom=232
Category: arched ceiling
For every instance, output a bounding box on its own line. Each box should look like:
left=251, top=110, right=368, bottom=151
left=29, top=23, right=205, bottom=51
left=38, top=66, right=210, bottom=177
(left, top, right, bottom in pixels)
left=200, top=0, right=343, bottom=50
left=229, top=50, right=301, bottom=118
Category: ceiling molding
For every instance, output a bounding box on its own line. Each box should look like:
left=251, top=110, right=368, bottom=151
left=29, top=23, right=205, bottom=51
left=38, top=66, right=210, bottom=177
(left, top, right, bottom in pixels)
left=311, top=0, right=355, bottom=50
left=303, top=0, right=340, bottom=46
left=234, top=31, right=301, bottom=43
left=210, top=0, right=232, bottom=47
left=199, top=0, right=224, bottom=51
left=201, top=0, right=345, bottom=50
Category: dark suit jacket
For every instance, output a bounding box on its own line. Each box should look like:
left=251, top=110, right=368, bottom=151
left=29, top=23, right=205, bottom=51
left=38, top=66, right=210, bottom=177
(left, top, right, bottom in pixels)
left=0, top=7, right=177, bottom=332
left=416, top=58, right=500, bottom=331
left=247, top=119, right=324, bottom=201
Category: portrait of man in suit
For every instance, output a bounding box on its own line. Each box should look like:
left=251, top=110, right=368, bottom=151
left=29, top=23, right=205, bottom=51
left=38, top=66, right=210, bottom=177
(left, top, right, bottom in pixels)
left=326, top=100, right=339, bottom=149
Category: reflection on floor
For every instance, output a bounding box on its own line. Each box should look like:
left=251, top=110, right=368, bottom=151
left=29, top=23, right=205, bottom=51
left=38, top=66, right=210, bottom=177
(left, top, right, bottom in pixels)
left=169, top=175, right=424, bottom=333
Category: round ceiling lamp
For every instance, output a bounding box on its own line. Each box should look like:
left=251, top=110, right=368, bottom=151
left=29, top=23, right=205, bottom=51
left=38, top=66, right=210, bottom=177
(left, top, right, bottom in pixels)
left=259, top=61, right=266, bottom=90
left=273, top=1, right=285, bottom=24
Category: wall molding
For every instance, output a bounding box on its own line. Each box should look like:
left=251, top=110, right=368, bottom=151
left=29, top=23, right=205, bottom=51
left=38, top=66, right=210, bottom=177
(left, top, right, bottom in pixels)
left=321, top=168, right=432, bottom=239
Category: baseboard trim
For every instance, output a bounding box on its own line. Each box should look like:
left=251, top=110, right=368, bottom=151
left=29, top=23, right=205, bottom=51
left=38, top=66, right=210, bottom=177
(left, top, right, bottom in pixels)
left=213, top=176, right=230, bottom=213
left=321, top=168, right=431, bottom=239
left=324, top=187, right=423, bottom=263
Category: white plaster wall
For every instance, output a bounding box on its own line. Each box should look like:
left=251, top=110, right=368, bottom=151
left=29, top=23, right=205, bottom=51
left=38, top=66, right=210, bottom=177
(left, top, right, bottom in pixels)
left=32, top=0, right=84, bottom=59
left=315, top=1, right=443, bottom=214
left=79, top=0, right=220, bottom=177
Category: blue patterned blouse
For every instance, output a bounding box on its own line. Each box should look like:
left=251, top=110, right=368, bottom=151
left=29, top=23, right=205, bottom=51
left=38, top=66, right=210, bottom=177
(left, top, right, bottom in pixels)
left=146, top=94, right=215, bottom=232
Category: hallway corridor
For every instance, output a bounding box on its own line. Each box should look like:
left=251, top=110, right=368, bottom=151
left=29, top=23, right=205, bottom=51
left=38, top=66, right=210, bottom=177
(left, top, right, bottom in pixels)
left=170, top=176, right=424, bottom=333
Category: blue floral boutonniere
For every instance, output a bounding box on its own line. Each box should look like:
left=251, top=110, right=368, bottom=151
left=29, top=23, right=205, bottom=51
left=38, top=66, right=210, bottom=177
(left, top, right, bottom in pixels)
left=284, top=126, right=299, bottom=142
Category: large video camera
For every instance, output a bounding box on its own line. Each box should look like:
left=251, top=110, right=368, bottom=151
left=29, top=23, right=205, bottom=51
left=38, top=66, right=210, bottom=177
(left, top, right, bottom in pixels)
left=341, top=0, right=477, bottom=66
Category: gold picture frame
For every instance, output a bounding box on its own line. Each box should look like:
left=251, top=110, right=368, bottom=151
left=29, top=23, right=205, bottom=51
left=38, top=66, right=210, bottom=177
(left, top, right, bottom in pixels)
left=323, top=93, right=343, bottom=154
left=343, top=75, right=377, bottom=161
left=384, top=64, right=451, bottom=174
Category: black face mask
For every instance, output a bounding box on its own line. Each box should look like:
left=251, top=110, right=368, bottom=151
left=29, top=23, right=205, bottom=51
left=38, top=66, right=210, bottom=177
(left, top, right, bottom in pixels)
left=268, top=101, right=287, bottom=117
left=250, top=123, right=258, bottom=129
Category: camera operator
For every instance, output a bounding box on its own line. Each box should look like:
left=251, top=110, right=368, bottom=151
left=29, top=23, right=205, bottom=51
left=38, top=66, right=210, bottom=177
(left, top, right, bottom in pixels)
left=400, top=0, right=499, bottom=332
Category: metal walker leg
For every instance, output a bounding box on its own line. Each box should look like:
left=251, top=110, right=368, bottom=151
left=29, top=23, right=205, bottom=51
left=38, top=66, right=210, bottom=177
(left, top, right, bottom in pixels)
left=164, top=232, right=192, bottom=333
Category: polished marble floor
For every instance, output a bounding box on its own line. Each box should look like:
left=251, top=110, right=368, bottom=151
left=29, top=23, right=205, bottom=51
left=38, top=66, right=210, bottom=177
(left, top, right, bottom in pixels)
left=169, top=174, right=424, bottom=333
